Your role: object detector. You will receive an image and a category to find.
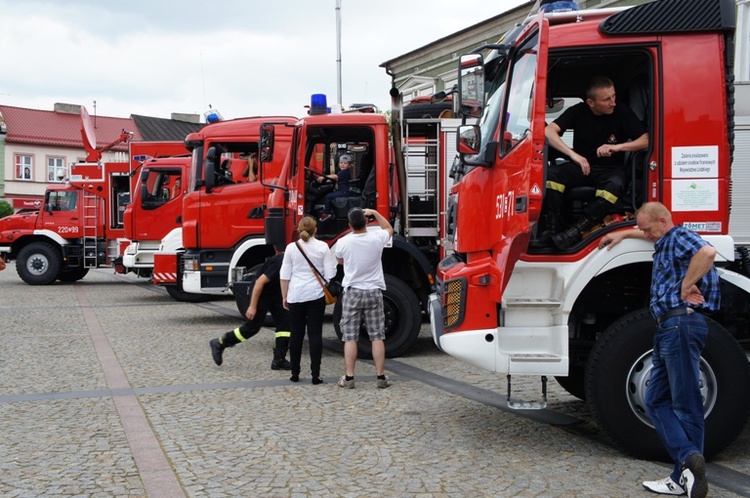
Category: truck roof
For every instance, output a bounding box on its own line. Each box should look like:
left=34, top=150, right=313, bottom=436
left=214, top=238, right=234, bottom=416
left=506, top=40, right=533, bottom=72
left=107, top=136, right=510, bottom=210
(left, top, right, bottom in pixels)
left=299, top=112, right=388, bottom=126
left=186, top=116, right=298, bottom=141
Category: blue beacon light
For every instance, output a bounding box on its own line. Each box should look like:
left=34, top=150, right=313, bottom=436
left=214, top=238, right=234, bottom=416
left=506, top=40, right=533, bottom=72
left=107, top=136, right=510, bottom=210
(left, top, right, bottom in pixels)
left=309, top=94, right=330, bottom=115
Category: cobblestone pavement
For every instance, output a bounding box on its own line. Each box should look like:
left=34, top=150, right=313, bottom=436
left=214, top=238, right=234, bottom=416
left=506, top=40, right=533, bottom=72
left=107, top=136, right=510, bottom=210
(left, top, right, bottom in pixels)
left=1, top=265, right=748, bottom=497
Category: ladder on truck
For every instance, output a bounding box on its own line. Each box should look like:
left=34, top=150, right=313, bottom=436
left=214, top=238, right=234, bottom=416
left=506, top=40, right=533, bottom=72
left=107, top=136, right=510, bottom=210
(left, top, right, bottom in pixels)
left=82, top=189, right=99, bottom=268
left=402, top=118, right=442, bottom=239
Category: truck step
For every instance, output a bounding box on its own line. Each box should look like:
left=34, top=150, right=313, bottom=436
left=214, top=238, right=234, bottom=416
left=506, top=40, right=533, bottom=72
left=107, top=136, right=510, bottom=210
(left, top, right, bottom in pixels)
left=504, top=298, right=562, bottom=307
left=507, top=353, right=562, bottom=362
left=506, top=375, right=548, bottom=410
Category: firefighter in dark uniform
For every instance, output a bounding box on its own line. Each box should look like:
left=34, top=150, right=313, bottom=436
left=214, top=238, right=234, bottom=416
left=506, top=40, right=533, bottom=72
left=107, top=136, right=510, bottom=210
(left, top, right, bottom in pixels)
left=537, top=75, right=649, bottom=249
left=209, top=251, right=292, bottom=370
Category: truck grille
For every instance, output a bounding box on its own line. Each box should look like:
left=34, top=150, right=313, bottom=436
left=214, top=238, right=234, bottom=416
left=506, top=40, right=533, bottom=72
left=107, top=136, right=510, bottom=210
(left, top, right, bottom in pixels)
left=443, top=277, right=466, bottom=329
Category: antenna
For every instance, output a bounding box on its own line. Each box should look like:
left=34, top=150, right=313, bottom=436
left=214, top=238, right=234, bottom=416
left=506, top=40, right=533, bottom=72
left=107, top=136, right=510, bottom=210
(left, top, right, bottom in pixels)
left=93, top=100, right=97, bottom=129
left=336, top=0, right=343, bottom=110
left=200, top=52, right=207, bottom=112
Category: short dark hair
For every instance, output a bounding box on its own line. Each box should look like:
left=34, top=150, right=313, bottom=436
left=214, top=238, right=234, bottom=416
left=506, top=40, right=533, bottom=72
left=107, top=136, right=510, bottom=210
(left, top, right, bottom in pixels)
left=586, top=76, right=614, bottom=100
left=348, top=207, right=366, bottom=229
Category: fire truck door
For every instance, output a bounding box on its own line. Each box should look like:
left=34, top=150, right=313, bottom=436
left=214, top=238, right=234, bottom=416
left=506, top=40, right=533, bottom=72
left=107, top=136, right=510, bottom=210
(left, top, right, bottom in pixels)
left=41, top=190, right=81, bottom=238
left=494, top=15, right=549, bottom=289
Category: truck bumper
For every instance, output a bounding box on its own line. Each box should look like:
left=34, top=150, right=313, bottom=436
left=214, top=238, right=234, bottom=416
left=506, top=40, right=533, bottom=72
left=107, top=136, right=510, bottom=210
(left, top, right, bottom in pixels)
left=152, top=252, right=178, bottom=284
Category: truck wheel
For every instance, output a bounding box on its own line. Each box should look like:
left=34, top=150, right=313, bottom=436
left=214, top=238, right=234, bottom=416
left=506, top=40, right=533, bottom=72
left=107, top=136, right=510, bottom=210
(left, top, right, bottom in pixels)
left=554, top=364, right=586, bottom=400
left=234, top=264, right=263, bottom=315
left=165, top=282, right=213, bottom=303
left=17, top=242, right=61, bottom=285
left=233, top=264, right=275, bottom=327
left=57, top=267, right=90, bottom=282
left=333, top=274, right=421, bottom=359
left=585, top=308, right=750, bottom=460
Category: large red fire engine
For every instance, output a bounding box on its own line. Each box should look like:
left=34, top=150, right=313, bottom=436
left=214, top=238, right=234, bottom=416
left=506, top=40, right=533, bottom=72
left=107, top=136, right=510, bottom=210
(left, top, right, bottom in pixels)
left=0, top=108, right=189, bottom=285
left=255, top=95, right=466, bottom=357
left=429, top=0, right=750, bottom=459
left=151, top=116, right=296, bottom=302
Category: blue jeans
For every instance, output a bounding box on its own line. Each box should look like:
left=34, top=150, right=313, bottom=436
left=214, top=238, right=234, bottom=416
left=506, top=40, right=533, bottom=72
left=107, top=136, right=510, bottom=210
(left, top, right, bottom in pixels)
left=323, top=190, right=347, bottom=214
left=645, top=312, right=708, bottom=481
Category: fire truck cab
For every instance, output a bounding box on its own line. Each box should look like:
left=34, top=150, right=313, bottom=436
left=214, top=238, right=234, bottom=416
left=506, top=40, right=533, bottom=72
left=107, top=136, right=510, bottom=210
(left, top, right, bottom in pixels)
left=261, top=97, right=443, bottom=357
left=120, top=144, right=192, bottom=277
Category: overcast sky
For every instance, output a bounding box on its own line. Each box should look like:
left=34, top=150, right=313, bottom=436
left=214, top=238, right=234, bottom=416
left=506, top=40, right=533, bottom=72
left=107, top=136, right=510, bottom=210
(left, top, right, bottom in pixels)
left=0, top=0, right=529, bottom=121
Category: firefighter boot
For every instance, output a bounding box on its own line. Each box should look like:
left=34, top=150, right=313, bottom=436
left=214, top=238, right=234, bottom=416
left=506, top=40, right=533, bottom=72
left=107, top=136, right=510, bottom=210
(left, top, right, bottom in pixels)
left=551, top=216, right=597, bottom=250
left=530, top=213, right=561, bottom=248
left=210, top=338, right=226, bottom=366
left=211, top=328, right=243, bottom=366
left=529, top=190, right=564, bottom=248
left=271, top=334, right=292, bottom=370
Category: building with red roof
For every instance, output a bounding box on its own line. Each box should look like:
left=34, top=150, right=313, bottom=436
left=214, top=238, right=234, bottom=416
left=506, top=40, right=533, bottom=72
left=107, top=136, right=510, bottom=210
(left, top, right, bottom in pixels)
left=0, top=103, right=201, bottom=211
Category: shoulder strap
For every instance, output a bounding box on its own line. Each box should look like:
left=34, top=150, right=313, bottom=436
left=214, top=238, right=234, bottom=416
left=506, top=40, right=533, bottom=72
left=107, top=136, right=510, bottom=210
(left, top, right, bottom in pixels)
left=295, top=241, right=329, bottom=288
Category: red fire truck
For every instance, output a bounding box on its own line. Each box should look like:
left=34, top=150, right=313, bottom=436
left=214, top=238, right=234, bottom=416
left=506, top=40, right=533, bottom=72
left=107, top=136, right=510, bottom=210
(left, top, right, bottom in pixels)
left=0, top=108, right=189, bottom=285
left=151, top=116, right=297, bottom=302
left=254, top=95, right=466, bottom=357
left=429, top=0, right=750, bottom=459
left=119, top=152, right=192, bottom=277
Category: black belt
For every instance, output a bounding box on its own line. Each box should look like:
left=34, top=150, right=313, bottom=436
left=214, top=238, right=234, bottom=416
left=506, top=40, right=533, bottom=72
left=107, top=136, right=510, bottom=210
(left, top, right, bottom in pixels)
left=656, top=307, right=694, bottom=325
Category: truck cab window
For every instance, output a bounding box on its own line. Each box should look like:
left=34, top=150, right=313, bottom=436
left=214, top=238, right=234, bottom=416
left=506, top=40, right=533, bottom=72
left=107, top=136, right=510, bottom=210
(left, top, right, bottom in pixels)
left=502, top=34, right=538, bottom=155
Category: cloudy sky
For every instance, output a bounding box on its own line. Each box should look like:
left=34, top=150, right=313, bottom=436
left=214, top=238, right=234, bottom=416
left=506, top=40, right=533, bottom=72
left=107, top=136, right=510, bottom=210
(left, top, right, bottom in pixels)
left=0, top=0, right=529, bottom=121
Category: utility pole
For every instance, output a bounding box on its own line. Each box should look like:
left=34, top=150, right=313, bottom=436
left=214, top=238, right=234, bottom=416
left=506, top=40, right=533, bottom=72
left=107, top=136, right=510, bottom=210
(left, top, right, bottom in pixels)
left=336, top=0, right=343, bottom=110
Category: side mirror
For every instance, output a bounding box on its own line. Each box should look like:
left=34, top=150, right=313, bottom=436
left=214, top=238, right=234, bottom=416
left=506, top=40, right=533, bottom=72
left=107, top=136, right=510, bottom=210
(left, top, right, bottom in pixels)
left=457, top=125, right=481, bottom=155
left=140, top=184, right=150, bottom=203
left=260, top=124, right=275, bottom=162
left=140, top=168, right=149, bottom=182
left=204, top=147, right=217, bottom=193
left=457, top=53, right=485, bottom=118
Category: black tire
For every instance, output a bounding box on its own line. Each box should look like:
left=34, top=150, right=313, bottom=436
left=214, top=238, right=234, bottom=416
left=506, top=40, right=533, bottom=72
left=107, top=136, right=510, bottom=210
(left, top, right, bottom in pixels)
left=555, top=364, right=586, bottom=401
left=235, top=264, right=263, bottom=315
left=17, top=242, right=61, bottom=285
left=57, top=267, right=90, bottom=282
left=333, top=274, right=421, bottom=359
left=165, top=282, right=213, bottom=303
left=585, top=308, right=750, bottom=460
left=232, top=265, right=275, bottom=327
left=402, top=102, right=452, bottom=120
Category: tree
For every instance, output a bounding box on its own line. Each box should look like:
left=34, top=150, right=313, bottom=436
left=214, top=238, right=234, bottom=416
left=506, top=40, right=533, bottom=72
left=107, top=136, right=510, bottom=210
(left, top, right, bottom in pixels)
left=0, top=200, right=13, bottom=219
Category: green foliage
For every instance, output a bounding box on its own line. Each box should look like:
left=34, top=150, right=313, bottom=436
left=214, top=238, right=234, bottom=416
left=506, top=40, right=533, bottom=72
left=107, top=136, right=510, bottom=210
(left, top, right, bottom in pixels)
left=0, top=200, right=12, bottom=219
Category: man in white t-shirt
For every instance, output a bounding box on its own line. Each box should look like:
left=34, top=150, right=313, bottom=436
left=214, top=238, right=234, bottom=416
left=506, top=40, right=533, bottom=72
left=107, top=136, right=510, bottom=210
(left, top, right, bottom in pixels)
left=334, top=207, right=393, bottom=389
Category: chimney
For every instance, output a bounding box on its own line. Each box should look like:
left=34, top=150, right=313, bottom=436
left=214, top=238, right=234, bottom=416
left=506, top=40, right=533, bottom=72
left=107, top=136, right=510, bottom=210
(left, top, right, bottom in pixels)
left=171, top=112, right=200, bottom=124
left=54, top=103, right=82, bottom=114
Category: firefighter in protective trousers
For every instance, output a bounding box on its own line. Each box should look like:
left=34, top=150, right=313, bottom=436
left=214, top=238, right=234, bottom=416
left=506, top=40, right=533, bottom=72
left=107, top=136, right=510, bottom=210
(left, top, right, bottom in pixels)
left=209, top=251, right=292, bottom=369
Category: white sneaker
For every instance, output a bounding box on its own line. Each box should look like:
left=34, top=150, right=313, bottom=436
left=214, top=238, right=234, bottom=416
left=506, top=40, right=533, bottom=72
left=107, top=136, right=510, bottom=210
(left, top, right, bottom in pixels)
left=642, top=476, right=686, bottom=495
left=338, top=376, right=355, bottom=389
left=681, top=453, right=708, bottom=498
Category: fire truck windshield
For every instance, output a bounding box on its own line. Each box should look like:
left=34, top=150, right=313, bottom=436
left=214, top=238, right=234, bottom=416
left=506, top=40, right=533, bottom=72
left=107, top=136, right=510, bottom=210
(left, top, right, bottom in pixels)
left=463, top=55, right=508, bottom=172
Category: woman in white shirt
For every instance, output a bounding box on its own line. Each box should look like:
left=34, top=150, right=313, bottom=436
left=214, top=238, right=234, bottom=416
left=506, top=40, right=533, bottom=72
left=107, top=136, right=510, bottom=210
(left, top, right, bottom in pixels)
left=280, top=216, right=337, bottom=384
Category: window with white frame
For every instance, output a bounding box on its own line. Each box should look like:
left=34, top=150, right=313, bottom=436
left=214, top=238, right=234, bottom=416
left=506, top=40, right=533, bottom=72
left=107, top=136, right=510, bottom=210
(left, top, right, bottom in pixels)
left=15, top=154, right=33, bottom=181
left=47, top=157, right=65, bottom=182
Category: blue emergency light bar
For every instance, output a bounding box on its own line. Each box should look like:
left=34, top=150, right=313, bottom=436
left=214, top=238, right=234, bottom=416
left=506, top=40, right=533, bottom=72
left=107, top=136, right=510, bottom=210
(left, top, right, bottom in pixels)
left=540, top=0, right=579, bottom=12
left=309, top=94, right=330, bottom=115
left=132, top=155, right=152, bottom=162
